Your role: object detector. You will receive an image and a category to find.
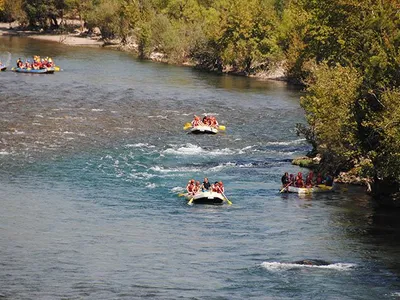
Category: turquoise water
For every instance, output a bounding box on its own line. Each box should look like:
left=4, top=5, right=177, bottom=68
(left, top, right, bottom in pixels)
left=1, top=36, right=400, bottom=299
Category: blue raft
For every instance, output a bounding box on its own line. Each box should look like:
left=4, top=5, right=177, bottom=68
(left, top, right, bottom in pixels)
left=12, top=67, right=55, bottom=74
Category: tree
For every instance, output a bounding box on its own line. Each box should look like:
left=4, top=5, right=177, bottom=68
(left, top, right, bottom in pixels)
left=85, top=0, right=121, bottom=39
left=204, top=0, right=281, bottom=74
left=300, top=62, right=362, bottom=173
left=23, top=0, right=65, bottom=29
left=0, top=0, right=26, bottom=24
left=64, top=0, right=94, bottom=31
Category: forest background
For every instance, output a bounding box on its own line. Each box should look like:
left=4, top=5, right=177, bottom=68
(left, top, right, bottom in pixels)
left=1, top=0, right=399, bottom=207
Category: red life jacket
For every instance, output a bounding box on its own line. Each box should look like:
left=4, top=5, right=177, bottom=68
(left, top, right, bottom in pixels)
left=296, top=178, right=304, bottom=187
left=187, top=184, right=194, bottom=192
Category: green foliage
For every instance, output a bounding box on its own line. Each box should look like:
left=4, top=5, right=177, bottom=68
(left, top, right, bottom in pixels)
left=363, top=89, right=400, bottom=181
left=300, top=63, right=363, bottom=172
left=84, top=0, right=121, bottom=39
left=208, top=0, right=282, bottom=73
left=0, top=0, right=26, bottom=23
left=23, top=0, right=64, bottom=28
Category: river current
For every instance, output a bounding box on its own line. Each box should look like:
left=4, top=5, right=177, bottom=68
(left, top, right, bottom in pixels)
left=1, top=36, right=400, bottom=299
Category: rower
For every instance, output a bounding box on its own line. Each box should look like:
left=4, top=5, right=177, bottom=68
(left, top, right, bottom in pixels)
left=191, top=115, right=201, bottom=127
left=194, top=181, right=201, bottom=194
left=186, top=179, right=195, bottom=195
left=212, top=181, right=219, bottom=192
left=217, top=181, right=224, bottom=193
left=281, top=172, right=290, bottom=186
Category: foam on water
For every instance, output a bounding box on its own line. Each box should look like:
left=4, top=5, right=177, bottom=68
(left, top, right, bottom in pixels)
left=201, top=112, right=219, bottom=116
left=266, top=138, right=307, bottom=146
left=391, top=292, right=400, bottom=297
left=261, top=261, right=356, bottom=271
left=145, top=183, right=157, bottom=189
left=238, top=163, right=254, bottom=168
left=171, top=186, right=184, bottom=193
left=150, top=165, right=202, bottom=173
left=208, top=162, right=236, bottom=172
left=163, top=143, right=236, bottom=156
left=147, top=115, right=167, bottom=119
left=125, top=143, right=155, bottom=149
left=128, top=172, right=155, bottom=179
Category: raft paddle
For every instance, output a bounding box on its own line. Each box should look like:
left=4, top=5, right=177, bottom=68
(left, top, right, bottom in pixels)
left=178, top=193, right=186, bottom=197
left=183, top=122, right=192, bottom=130
left=222, top=192, right=232, bottom=205
left=280, top=182, right=292, bottom=193
left=187, top=197, right=194, bottom=205
left=218, top=125, right=226, bottom=131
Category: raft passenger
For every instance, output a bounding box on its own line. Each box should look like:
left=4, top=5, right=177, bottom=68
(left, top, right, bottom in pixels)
left=191, top=115, right=201, bottom=127
left=295, top=172, right=304, bottom=188
left=194, top=181, right=201, bottom=194
left=218, top=181, right=224, bottom=193
left=202, top=177, right=211, bottom=191
left=281, top=172, right=290, bottom=186
left=186, top=179, right=195, bottom=195
left=316, top=173, right=323, bottom=185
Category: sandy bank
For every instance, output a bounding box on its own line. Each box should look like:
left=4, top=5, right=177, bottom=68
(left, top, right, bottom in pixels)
left=0, top=22, right=103, bottom=47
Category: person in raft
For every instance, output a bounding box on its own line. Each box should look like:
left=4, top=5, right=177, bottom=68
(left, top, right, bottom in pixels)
left=210, top=181, right=224, bottom=193
left=191, top=115, right=202, bottom=127
left=200, top=115, right=219, bottom=128
left=201, top=177, right=211, bottom=191
left=281, top=172, right=334, bottom=188
left=186, top=179, right=196, bottom=196
left=281, top=172, right=290, bottom=187
left=194, top=181, right=201, bottom=194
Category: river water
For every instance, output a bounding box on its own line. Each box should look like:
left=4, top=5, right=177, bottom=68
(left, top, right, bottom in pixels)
left=1, top=36, right=400, bottom=299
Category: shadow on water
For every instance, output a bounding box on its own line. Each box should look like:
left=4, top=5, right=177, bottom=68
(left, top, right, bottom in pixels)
left=367, top=207, right=400, bottom=271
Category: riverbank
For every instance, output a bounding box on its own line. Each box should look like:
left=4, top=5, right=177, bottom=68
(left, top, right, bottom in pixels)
left=0, top=23, right=287, bottom=80
left=0, top=22, right=103, bottom=47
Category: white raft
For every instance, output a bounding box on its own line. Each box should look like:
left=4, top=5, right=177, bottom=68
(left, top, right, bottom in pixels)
left=190, top=125, right=218, bottom=134
left=284, top=184, right=334, bottom=194
left=184, top=191, right=225, bottom=204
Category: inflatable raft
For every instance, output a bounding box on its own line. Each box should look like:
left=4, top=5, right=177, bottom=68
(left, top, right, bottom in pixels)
left=12, top=67, right=55, bottom=74
left=190, top=125, right=218, bottom=134
left=0, top=65, right=6, bottom=71
left=184, top=191, right=226, bottom=205
left=283, top=184, right=335, bottom=194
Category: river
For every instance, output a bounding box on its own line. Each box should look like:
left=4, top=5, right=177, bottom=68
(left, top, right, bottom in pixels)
left=1, top=36, right=400, bottom=299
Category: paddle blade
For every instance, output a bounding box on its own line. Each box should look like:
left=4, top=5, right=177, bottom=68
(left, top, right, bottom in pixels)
left=218, top=125, right=226, bottom=131
left=54, top=66, right=61, bottom=71
left=178, top=193, right=185, bottom=197
left=188, top=198, right=194, bottom=205
left=316, top=184, right=331, bottom=190
left=183, top=123, right=192, bottom=130
left=222, top=193, right=232, bottom=205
